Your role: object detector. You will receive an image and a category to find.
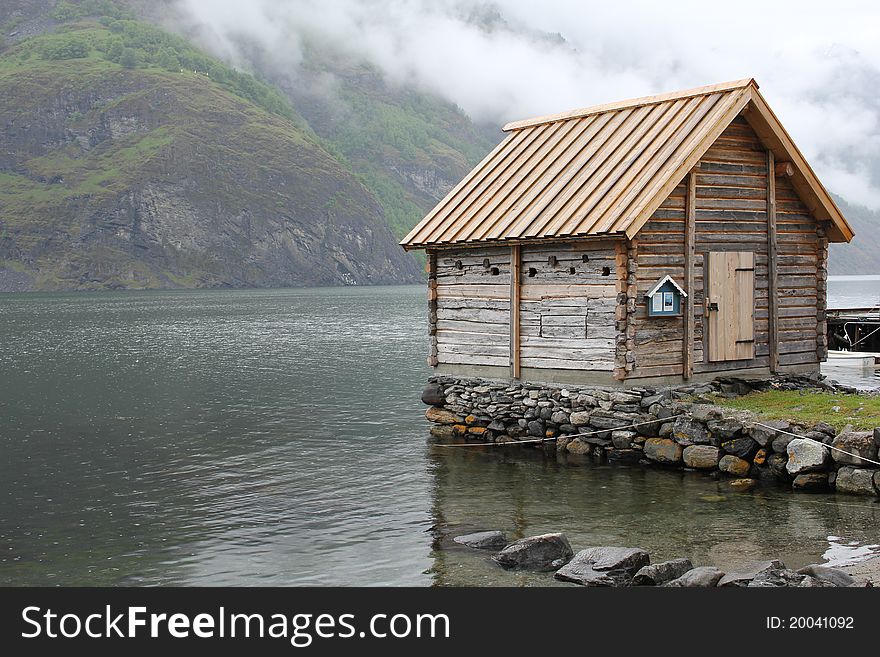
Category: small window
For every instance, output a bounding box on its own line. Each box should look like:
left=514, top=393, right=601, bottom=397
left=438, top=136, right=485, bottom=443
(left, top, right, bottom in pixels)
left=454, top=260, right=463, bottom=270
left=483, top=258, right=490, bottom=268
left=548, top=255, right=557, bottom=266
left=490, top=266, right=500, bottom=276
left=568, top=267, right=576, bottom=275
left=601, top=267, right=610, bottom=276
left=528, top=267, right=537, bottom=277
left=582, top=254, right=590, bottom=262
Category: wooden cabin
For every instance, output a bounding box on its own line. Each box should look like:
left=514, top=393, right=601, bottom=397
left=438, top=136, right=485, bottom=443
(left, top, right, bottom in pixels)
left=400, top=79, right=855, bottom=386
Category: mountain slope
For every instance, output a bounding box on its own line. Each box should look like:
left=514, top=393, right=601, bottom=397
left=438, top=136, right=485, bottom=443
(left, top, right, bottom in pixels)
left=829, top=197, right=880, bottom=275
left=0, top=14, right=419, bottom=290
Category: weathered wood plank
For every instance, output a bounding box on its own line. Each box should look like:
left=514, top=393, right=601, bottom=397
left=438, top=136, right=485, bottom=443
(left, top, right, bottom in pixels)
left=510, top=244, right=521, bottom=378
left=684, top=170, right=696, bottom=379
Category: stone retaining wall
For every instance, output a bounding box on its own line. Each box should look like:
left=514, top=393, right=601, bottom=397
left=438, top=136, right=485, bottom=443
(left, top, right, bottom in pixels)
left=422, top=375, right=880, bottom=498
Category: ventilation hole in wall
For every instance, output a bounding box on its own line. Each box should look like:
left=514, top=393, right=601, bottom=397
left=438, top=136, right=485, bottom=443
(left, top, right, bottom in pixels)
left=582, top=254, right=590, bottom=262
left=548, top=255, right=557, bottom=266
left=483, top=258, right=491, bottom=268
left=528, top=267, right=537, bottom=278
left=454, top=260, right=463, bottom=270
left=569, top=267, right=576, bottom=275
left=602, top=266, right=611, bottom=276
left=490, top=266, right=500, bottom=276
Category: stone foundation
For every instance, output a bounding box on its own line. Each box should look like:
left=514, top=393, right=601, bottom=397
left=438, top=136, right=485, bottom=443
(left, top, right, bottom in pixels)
left=422, top=375, right=880, bottom=498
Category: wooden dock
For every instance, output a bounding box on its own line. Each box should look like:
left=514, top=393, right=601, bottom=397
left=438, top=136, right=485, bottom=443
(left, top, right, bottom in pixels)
left=826, top=306, right=880, bottom=353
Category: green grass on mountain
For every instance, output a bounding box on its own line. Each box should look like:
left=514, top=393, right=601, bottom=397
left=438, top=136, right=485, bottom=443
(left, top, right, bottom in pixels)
left=0, top=11, right=418, bottom=290
left=0, top=15, right=298, bottom=124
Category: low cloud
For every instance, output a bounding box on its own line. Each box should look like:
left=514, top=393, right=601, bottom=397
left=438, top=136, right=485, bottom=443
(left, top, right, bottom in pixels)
left=167, top=0, right=880, bottom=207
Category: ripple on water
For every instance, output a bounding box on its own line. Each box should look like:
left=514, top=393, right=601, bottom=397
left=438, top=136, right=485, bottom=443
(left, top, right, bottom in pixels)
left=1, top=287, right=878, bottom=586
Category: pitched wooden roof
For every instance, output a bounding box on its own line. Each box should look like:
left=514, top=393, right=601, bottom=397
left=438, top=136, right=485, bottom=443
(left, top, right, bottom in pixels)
left=401, top=79, right=853, bottom=249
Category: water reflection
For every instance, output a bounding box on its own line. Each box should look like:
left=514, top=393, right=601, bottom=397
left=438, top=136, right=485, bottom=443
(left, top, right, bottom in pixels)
left=426, top=443, right=880, bottom=586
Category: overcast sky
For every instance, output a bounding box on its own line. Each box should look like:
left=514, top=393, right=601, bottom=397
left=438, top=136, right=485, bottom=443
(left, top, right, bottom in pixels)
left=170, top=0, right=880, bottom=208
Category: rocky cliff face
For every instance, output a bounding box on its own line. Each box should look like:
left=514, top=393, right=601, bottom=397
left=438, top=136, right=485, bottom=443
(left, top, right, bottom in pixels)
left=0, top=17, right=420, bottom=290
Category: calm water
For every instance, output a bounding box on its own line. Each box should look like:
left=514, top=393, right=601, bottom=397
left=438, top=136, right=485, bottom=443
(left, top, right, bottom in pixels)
left=1, top=285, right=878, bottom=587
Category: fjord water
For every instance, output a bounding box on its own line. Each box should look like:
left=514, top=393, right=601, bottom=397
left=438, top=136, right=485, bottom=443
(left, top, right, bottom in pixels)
left=1, top=285, right=878, bottom=587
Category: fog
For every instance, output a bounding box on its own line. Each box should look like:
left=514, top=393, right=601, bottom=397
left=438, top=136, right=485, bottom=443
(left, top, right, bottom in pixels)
left=165, top=0, right=880, bottom=208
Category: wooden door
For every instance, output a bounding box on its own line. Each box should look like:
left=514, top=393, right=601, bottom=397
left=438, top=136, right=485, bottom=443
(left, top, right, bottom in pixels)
left=706, top=251, right=755, bottom=361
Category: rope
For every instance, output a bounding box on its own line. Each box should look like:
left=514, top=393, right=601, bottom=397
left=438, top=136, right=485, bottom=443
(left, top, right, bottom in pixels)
left=433, top=415, right=880, bottom=467
left=847, top=324, right=880, bottom=348
left=433, top=414, right=686, bottom=448
left=753, top=422, right=880, bottom=467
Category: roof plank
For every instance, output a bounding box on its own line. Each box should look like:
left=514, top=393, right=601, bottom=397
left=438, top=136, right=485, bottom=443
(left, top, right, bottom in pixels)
left=400, top=79, right=854, bottom=249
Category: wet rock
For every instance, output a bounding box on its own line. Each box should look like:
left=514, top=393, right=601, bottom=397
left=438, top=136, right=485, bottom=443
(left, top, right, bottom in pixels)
left=747, top=568, right=807, bottom=587
left=752, top=448, right=768, bottom=466
left=717, top=560, right=785, bottom=587
left=527, top=420, right=545, bottom=437
left=811, top=422, right=837, bottom=437
left=834, top=467, right=878, bottom=496
left=831, top=431, right=878, bottom=466
left=633, top=558, right=693, bottom=586
left=430, top=425, right=455, bottom=439
left=792, top=473, right=828, bottom=491
left=771, top=434, right=795, bottom=454
left=493, top=533, right=573, bottom=571
left=874, top=427, right=880, bottom=448
left=767, top=453, right=788, bottom=478
left=751, top=419, right=791, bottom=448
left=453, top=531, right=507, bottom=550
left=708, top=418, right=743, bottom=441
left=611, top=430, right=637, bottom=449
left=569, top=411, right=591, bottom=426
left=589, top=414, right=626, bottom=430
left=634, top=415, right=664, bottom=436
left=425, top=406, right=457, bottom=424
left=799, top=576, right=836, bottom=587
left=729, top=478, right=758, bottom=491
left=682, top=445, right=720, bottom=470
left=643, top=438, right=684, bottom=465
left=640, top=392, right=668, bottom=409
left=550, top=411, right=570, bottom=425
left=607, top=448, right=641, bottom=463
left=566, top=438, right=592, bottom=456
left=690, top=405, right=722, bottom=422
left=721, top=436, right=758, bottom=459
left=421, top=382, right=445, bottom=406
left=664, top=566, right=725, bottom=587
left=719, top=455, right=751, bottom=477
left=611, top=391, right=642, bottom=405
left=554, top=546, right=649, bottom=586
left=786, top=438, right=829, bottom=475
left=796, top=564, right=858, bottom=587
left=672, top=417, right=710, bottom=446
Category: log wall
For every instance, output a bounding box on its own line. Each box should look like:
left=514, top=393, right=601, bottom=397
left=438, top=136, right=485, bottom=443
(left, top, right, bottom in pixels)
left=431, top=242, right=618, bottom=374
left=434, top=247, right=511, bottom=368
left=628, top=115, right=822, bottom=379
left=519, top=242, right=617, bottom=372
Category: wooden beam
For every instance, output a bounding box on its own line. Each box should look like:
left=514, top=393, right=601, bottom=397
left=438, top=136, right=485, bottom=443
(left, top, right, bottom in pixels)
left=509, top=244, right=521, bottom=379
left=767, top=150, right=780, bottom=373
left=683, top=170, right=696, bottom=379
left=774, top=161, right=794, bottom=177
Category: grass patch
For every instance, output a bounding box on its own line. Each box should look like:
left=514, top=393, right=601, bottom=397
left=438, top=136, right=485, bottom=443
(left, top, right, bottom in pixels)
left=715, top=390, right=880, bottom=431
